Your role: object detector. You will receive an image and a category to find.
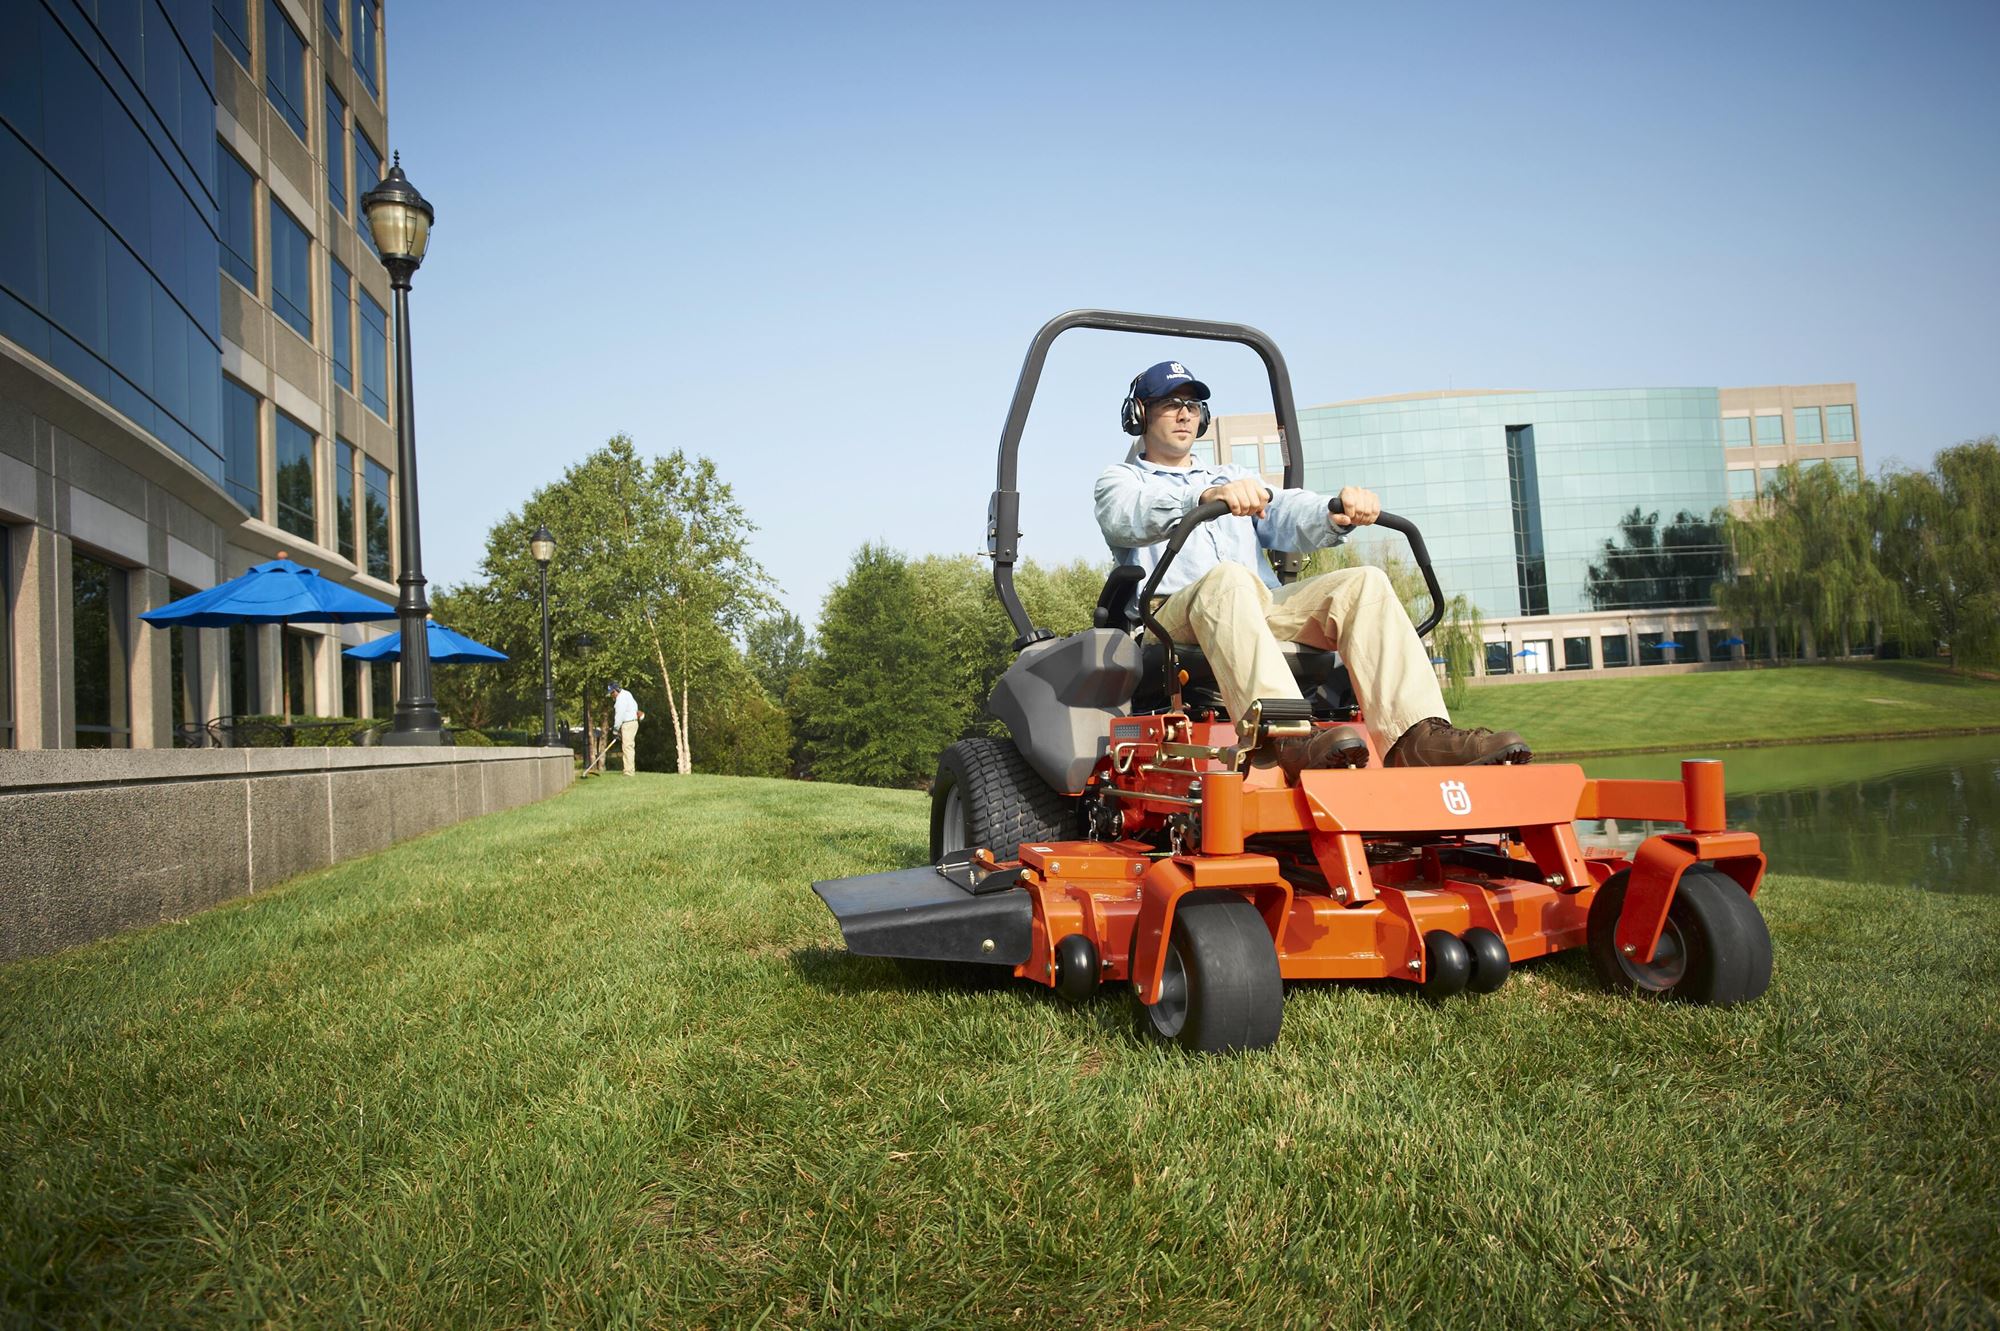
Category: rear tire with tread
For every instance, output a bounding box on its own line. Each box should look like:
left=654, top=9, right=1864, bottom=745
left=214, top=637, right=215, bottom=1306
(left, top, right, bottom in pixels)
left=930, top=737, right=1076, bottom=864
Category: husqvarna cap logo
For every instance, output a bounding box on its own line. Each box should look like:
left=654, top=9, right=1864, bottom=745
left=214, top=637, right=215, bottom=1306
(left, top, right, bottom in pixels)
left=1441, top=780, right=1472, bottom=816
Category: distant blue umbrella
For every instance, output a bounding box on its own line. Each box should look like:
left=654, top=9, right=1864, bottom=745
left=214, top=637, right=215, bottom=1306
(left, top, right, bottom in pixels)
left=1720, top=636, right=1746, bottom=647
left=1514, top=647, right=1538, bottom=657
left=1655, top=640, right=1684, bottom=650
left=344, top=622, right=508, bottom=664
left=142, top=558, right=396, bottom=722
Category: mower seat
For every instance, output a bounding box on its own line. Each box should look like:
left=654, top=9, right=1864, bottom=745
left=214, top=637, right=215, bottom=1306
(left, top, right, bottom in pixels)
left=1097, top=565, right=1355, bottom=719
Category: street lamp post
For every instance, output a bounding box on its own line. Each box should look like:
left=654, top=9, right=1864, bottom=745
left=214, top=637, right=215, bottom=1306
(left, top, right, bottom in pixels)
left=361, top=155, right=442, bottom=745
left=530, top=525, right=556, bottom=746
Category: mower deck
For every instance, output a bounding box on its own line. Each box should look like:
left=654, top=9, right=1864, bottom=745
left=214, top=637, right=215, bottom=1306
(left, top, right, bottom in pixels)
left=814, top=740, right=1765, bottom=1008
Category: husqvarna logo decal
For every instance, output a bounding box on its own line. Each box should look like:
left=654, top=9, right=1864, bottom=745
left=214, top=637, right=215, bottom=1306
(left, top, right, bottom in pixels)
left=1440, top=780, right=1472, bottom=816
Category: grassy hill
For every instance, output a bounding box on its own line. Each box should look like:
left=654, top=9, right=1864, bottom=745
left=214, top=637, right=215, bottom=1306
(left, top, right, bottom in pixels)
left=3, top=774, right=1996, bottom=1326
left=1454, top=659, right=2000, bottom=756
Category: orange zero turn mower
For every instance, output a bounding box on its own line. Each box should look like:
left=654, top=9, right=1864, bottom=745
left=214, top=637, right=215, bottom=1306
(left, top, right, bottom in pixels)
left=811, top=311, right=1772, bottom=1052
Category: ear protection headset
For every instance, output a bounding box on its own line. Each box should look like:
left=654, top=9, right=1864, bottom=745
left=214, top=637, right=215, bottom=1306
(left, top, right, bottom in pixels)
left=1120, top=373, right=1211, bottom=438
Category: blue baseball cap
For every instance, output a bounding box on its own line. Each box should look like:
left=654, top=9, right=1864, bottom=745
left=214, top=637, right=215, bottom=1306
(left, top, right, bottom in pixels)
left=1132, top=360, right=1211, bottom=402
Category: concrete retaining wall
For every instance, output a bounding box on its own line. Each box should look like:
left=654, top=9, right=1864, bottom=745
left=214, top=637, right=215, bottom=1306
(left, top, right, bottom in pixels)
left=0, top=746, right=575, bottom=962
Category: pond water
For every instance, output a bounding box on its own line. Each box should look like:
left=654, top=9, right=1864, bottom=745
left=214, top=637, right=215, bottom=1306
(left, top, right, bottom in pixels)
left=1578, top=733, right=2000, bottom=895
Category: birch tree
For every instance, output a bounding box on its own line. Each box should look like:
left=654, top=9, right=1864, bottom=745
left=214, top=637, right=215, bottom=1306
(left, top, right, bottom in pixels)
left=462, top=435, right=772, bottom=772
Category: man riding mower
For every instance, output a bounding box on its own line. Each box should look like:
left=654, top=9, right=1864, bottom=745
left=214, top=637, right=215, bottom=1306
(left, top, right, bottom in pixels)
left=812, top=311, right=1773, bottom=1053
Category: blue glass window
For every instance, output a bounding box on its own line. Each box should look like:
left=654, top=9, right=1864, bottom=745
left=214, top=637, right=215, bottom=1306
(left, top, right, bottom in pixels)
left=1831, top=456, right=1860, bottom=482
left=265, top=0, right=308, bottom=140
left=1231, top=443, right=1258, bottom=468
left=1825, top=405, right=1855, bottom=442
left=275, top=410, right=316, bottom=540
left=353, top=127, right=382, bottom=257
left=105, top=239, right=153, bottom=396
left=1754, top=414, right=1783, bottom=445
left=324, top=84, right=347, bottom=216
left=351, top=0, right=379, bottom=97
left=323, top=0, right=342, bottom=41
left=213, top=0, right=250, bottom=67
left=364, top=456, right=390, bottom=577
left=216, top=142, right=256, bottom=290
left=38, top=11, right=105, bottom=211
left=221, top=377, right=261, bottom=513
left=150, top=279, right=187, bottom=420
left=359, top=287, right=387, bottom=416
left=1793, top=406, right=1822, bottom=444
left=1721, top=417, right=1751, bottom=446
left=269, top=198, right=312, bottom=339
left=1727, top=468, right=1756, bottom=501
left=329, top=256, right=352, bottom=390
left=0, top=129, right=49, bottom=312
left=47, top=178, right=108, bottom=356
left=336, top=439, right=357, bottom=561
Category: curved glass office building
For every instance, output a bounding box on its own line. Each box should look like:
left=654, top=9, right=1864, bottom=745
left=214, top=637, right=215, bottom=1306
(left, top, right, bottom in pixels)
left=1209, top=382, right=1863, bottom=675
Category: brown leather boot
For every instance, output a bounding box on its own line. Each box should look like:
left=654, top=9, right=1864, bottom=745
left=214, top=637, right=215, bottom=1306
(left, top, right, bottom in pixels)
left=1383, top=717, right=1531, bottom=767
left=1268, top=725, right=1370, bottom=780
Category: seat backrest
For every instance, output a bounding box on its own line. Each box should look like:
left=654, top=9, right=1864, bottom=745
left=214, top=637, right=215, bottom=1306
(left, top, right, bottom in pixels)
left=1093, top=564, right=1145, bottom=630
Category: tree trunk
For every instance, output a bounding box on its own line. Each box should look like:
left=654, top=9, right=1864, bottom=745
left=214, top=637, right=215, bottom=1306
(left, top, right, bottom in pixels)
left=641, top=609, right=693, bottom=774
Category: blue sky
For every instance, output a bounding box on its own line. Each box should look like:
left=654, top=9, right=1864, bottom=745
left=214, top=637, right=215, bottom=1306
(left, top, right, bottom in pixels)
left=386, top=0, right=1999, bottom=622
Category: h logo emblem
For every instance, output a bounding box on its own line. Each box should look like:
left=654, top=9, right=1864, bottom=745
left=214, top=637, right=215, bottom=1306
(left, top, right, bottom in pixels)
left=1440, top=780, right=1472, bottom=816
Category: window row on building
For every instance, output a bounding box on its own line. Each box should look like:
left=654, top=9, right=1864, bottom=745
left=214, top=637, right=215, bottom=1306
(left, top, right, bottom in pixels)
left=214, top=0, right=382, bottom=119
left=1721, top=404, right=1856, bottom=447
left=1724, top=454, right=1862, bottom=500
left=214, top=140, right=391, bottom=418
left=218, top=374, right=392, bottom=571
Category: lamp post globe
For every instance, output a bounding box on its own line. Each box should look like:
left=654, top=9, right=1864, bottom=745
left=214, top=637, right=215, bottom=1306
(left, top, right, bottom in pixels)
left=530, top=524, right=556, bottom=746
left=361, top=156, right=443, bottom=745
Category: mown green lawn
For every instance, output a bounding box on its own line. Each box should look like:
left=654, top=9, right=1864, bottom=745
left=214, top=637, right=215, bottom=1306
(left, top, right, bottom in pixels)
left=4, top=774, right=1996, bottom=1327
left=1454, top=659, right=2000, bottom=756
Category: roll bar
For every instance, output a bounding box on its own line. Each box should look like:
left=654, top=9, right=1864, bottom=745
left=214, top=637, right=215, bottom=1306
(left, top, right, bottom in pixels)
left=987, top=310, right=1305, bottom=647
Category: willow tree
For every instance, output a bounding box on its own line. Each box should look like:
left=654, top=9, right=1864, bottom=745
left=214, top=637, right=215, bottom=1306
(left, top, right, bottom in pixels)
left=461, top=435, right=772, bottom=773
left=1876, top=438, right=2000, bottom=670
left=1721, top=462, right=1895, bottom=660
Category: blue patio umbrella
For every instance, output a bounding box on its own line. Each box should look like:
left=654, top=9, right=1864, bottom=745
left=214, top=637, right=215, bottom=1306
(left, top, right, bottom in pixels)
left=141, top=558, right=397, bottom=722
left=1655, top=640, right=1684, bottom=650
left=343, top=622, right=508, bottom=664
left=1720, top=636, right=1746, bottom=647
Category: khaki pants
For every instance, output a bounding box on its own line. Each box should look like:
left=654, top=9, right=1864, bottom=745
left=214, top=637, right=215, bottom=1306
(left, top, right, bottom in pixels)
left=1153, top=563, right=1447, bottom=752
left=619, top=720, right=639, bottom=775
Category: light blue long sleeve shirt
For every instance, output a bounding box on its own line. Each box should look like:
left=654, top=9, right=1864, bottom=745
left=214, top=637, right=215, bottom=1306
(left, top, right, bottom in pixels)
left=1094, top=454, right=1348, bottom=598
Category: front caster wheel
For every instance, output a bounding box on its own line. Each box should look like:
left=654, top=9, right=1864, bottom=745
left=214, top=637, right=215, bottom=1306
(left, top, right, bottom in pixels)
left=1463, top=927, right=1511, bottom=993
left=1052, top=933, right=1099, bottom=1004
left=1421, top=930, right=1471, bottom=999
left=1145, top=891, right=1283, bottom=1053
left=1587, top=867, right=1772, bottom=1005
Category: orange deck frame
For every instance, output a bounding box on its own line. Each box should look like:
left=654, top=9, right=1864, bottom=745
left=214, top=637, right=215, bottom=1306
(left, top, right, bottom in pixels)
left=1006, top=727, right=1763, bottom=1000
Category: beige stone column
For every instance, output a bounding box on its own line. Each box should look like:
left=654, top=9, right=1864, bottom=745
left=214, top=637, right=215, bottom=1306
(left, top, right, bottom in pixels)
left=128, top=567, right=171, bottom=747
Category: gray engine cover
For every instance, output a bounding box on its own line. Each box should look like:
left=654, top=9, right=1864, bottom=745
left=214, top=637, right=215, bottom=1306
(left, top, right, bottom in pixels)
left=987, top=628, right=1143, bottom=794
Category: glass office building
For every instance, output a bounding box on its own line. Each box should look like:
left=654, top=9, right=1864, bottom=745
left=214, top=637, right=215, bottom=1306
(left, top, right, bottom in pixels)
left=1209, top=382, right=1863, bottom=675
left=2, top=0, right=403, bottom=749
left=1296, top=389, right=1728, bottom=620
left=0, top=0, right=229, bottom=487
